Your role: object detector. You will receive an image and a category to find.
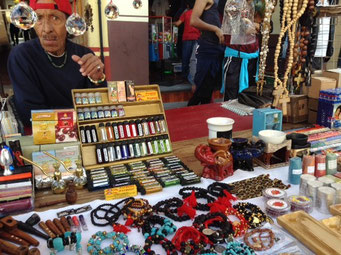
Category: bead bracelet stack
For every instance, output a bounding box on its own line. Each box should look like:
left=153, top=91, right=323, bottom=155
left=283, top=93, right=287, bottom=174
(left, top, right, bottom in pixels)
left=87, top=231, right=144, bottom=255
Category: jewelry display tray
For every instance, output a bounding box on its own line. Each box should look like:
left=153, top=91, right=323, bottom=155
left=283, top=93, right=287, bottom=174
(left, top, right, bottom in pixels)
left=277, top=210, right=341, bottom=255
left=330, top=204, right=341, bottom=216
left=321, top=216, right=341, bottom=235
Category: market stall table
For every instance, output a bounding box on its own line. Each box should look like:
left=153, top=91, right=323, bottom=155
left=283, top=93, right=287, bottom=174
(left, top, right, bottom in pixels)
left=16, top=164, right=322, bottom=254
left=14, top=132, right=334, bottom=254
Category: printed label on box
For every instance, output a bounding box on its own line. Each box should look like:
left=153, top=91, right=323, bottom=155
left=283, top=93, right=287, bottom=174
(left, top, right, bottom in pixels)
left=108, top=81, right=118, bottom=103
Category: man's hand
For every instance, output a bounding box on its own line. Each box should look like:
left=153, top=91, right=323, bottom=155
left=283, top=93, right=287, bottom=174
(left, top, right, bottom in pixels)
left=215, top=27, right=225, bottom=44
left=72, top=54, right=104, bottom=81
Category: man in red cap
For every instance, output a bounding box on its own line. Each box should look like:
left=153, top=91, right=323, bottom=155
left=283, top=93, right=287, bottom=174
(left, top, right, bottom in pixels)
left=8, top=0, right=106, bottom=127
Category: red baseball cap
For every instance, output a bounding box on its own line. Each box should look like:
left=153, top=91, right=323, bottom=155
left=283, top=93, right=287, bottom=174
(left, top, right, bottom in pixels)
left=30, top=0, right=73, bottom=16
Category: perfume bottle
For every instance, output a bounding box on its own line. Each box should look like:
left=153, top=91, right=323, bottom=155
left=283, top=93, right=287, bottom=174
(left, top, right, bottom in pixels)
left=73, top=158, right=87, bottom=189
left=51, top=162, right=66, bottom=194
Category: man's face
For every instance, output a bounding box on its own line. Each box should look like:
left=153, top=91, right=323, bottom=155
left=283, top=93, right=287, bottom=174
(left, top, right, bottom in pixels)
left=34, top=7, right=67, bottom=55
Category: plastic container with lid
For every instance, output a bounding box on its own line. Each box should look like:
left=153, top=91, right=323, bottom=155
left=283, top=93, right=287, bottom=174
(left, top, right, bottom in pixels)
left=288, top=195, right=313, bottom=213
left=110, top=106, right=118, bottom=118
left=103, top=106, right=111, bottom=118
left=90, top=107, right=98, bottom=119
left=306, top=180, right=324, bottom=207
left=299, top=174, right=316, bottom=195
left=331, top=182, right=341, bottom=204
left=95, top=92, right=102, bottom=104
left=81, top=93, right=89, bottom=105
left=318, top=176, right=335, bottom=187
left=317, top=186, right=336, bottom=214
left=118, top=105, right=125, bottom=117
left=266, top=199, right=291, bottom=218
left=262, top=188, right=287, bottom=201
left=77, top=108, right=84, bottom=121
left=83, top=108, right=91, bottom=120
left=88, top=93, right=96, bottom=104
left=75, top=93, right=82, bottom=105
left=97, top=107, right=105, bottom=119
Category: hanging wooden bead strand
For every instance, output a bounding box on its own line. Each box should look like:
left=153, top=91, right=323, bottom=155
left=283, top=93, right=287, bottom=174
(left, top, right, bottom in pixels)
left=272, top=0, right=309, bottom=114
left=257, top=0, right=276, bottom=95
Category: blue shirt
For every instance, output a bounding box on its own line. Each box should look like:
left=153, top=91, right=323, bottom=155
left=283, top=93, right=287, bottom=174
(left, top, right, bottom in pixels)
left=8, top=38, right=106, bottom=126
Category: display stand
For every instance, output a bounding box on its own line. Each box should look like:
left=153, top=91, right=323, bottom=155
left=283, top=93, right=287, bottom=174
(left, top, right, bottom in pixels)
left=291, top=147, right=311, bottom=158
left=72, top=85, right=172, bottom=170
left=254, top=140, right=291, bottom=169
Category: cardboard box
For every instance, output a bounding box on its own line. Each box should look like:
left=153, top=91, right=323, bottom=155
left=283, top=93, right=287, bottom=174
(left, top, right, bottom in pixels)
left=125, top=80, right=136, bottom=102
left=108, top=81, right=118, bottom=103
left=323, top=69, right=341, bottom=88
left=285, top=95, right=308, bottom=123
left=308, top=77, right=336, bottom=99
left=135, top=90, right=159, bottom=101
left=32, top=109, right=77, bottom=145
left=117, top=81, right=127, bottom=102
left=308, top=110, right=317, bottom=124
left=308, top=98, right=319, bottom=111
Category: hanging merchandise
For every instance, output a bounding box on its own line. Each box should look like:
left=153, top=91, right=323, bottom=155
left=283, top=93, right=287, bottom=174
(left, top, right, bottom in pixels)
left=222, top=0, right=256, bottom=45
left=65, top=1, right=87, bottom=36
left=257, top=0, right=276, bottom=95
left=10, top=2, right=37, bottom=30
left=105, top=0, right=119, bottom=20
left=272, top=0, right=308, bottom=115
left=133, top=0, right=142, bottom=9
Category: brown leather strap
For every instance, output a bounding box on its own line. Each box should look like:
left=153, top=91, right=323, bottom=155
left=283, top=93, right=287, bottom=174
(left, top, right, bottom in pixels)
left=45, top=220, right=62, bottom=236
left=60, top=216, right=71, bottom=232
left=53, top=219, right=65, bottom=234
left=38, top=222, right=56, bottom=239
left=0, top=232, right=29, bottom=246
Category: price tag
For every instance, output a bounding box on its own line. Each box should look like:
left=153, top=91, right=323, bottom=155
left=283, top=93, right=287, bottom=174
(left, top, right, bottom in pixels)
left=104, top=185, right=137, bottom=200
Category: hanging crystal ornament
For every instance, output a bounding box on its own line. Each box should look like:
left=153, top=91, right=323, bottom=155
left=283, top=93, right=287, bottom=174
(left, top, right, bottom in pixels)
left=65, top=0, right=87, bottom=36
left=133, top=0, right=142, bottom=9
left=66, top=13, right=87, bottom=36
left=105, top=0, right=119, bottom=19
left=10, top=2, right=37, bottom=30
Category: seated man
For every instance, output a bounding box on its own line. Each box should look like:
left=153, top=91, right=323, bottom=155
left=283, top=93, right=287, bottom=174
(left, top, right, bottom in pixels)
left=8, top=0, right=106, bottom=127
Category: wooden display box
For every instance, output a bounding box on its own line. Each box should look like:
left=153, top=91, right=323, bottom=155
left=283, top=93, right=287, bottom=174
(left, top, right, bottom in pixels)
left=72, top=85, right=173, bottom=170
left=284, top=95, right=308, bottom=124
left=308, top=98, right=319, bottom=111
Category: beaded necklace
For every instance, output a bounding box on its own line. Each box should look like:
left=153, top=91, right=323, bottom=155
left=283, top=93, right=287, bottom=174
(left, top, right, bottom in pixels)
left=257, top=0, right=276, bottom=95
left=45, top=51, right=68, bottom=69
left=272, top=0, right=309, bottom=113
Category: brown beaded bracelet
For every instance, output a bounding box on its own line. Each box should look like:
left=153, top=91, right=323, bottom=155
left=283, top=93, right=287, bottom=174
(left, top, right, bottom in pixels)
left=244, top=228, right=275, bottom=251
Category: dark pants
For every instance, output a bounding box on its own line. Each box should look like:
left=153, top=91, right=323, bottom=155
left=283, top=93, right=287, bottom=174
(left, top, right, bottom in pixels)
left=223, top=56, right=258, bottom=101
left=182, top=40, right=196, bottom=79
left=10, top=29, right=19, bottom=45
left=187, top=71, right=218, bottom=106
left=23, top=30, right=30, bottom=41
